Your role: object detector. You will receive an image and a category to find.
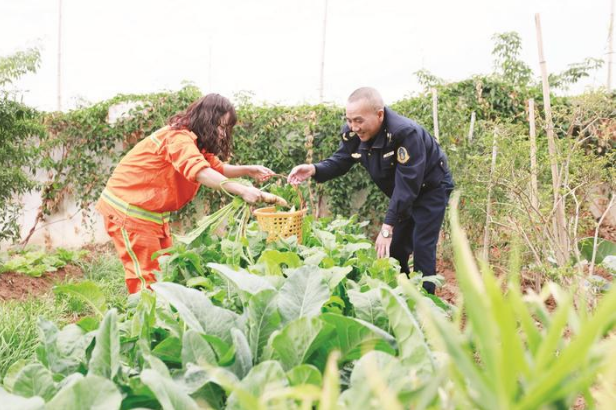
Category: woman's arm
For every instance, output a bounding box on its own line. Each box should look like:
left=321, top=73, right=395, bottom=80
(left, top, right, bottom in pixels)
left=196, top=167, right=263, bottom=203
left=222, top=164, right=274, bottom=182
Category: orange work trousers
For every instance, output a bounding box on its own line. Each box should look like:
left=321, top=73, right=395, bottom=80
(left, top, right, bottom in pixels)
left=103, top=215, right=173, bottom=294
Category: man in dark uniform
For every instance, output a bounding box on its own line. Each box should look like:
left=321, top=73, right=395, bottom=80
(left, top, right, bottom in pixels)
left=288, top=87, right=454, bottom=294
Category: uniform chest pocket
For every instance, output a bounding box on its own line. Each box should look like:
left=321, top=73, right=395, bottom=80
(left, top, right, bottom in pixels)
left=380, top=150, right=396, bottom=171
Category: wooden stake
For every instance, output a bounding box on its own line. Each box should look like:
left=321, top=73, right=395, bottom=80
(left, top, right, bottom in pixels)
left=528, top=99, right=539, bottom=212
left=431, top=88, right=439, bottom=142
left=468, top=111, right=476, bottom=143
left=609, top=0, right=614, bottom=91
left=57, top=0, right=63, bottom=111
left=482, top=129, right=498, bottom=262
left=535, top=13, right=569, bottom=265
left=318, top=0, right=329, bottom=102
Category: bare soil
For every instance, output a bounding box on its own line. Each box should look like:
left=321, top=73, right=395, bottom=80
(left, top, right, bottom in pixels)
left=0, top=265, right=84, bottom=301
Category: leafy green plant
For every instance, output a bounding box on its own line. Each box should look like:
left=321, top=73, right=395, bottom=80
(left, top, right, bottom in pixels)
left=0, top=248, right=86, bottom=278
left=402, top=193, right=616, bottom=409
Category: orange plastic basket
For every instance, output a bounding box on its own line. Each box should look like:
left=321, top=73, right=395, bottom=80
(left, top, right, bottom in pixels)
left=253, top=177, right=308, bottom=243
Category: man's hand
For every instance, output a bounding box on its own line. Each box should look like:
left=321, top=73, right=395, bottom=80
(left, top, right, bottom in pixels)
left=287, top=164, right=315, bottom=186
left=247, top=165, right=275, bottom=183
left=375, top=224, right=394, bottom=258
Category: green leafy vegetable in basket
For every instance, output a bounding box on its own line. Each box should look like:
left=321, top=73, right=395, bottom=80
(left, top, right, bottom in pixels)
left=265, top=181, right=305, bottom=212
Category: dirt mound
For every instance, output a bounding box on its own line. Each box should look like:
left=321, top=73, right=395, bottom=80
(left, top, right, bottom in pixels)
left=0, top=265, right=83, bottom=301
left=436, top=259, right=458, bottom=305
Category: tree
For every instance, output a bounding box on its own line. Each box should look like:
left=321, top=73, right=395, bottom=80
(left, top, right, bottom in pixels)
left=0, top=48, right=44, bottom=241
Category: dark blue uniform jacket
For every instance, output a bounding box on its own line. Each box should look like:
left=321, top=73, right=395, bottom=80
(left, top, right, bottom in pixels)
left=313, top=107, right=452, bottom=226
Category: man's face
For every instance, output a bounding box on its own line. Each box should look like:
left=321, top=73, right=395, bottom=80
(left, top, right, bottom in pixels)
left=345, top=99, right=384, bottom=142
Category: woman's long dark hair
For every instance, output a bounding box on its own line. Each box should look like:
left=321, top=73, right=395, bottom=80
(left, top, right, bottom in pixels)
left=168, top=94, right=237, bottom=161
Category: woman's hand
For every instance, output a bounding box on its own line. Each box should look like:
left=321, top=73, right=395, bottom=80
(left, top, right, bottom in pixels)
left=247, top=165, right=275, bottom=183
left=240, top=186, right=264, bottom=204
left=239, top=186, right=287, bottom=207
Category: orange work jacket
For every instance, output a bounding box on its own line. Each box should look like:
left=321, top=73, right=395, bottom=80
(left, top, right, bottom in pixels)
left=96, top=126, right=224, bottom=235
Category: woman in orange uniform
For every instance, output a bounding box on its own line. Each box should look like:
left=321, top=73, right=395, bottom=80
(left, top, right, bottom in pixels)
left=96, top=94, right=280, bottom=293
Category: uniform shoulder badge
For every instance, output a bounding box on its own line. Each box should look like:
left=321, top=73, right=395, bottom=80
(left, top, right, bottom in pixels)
left=396, top=147, right=410, bottom=164
left=342, top=131, right=357, bottom=142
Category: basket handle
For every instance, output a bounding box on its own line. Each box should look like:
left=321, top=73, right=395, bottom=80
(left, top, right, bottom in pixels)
left=266, top=174, right=306, bottom=210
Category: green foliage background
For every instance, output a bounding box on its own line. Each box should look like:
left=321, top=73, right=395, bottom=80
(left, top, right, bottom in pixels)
left=2, top=33, right=614, bottom=267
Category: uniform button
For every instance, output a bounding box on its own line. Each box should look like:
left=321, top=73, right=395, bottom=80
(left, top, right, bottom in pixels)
left=422, top=183, right=426, bottom=187
left=390, top=162, right=394, bottom=166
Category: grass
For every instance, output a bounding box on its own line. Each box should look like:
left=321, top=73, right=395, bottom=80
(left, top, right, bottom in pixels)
left=0, top=297, right=71, bottom=379
left=0, top=246, right=126, bottom=379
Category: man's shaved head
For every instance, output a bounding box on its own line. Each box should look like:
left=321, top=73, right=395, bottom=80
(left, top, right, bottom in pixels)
left=347, top=87, right=384, bottom=112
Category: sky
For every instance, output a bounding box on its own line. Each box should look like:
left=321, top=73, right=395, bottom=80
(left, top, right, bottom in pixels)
left=0, top=0, right=613, bottom=112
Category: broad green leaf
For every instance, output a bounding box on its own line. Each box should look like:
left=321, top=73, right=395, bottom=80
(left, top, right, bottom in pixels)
left=88, top=309, right=120, bottom=380
left=348, top=288, right=389, bottom=330
left=2, top=359, right=29, bottom=393
left=144, top=354, right=171, bottom=379
left=603, top=255, right=616, bottom=271
left=130, top=290, right=156, bottom=340
left=202, top=334, right=236, bottom=366
left=319, top=266, right=352, bottom=290
left=578, top=237, right=616, bottom=264
left=246, top=289, right=281, bottom=363
left=312, top=229, right=337, bottom=251
left=75, top=316, right=99, bottom=333
left=340, top=351, right=408, bottom=410
left=207, top=262, right=275, bottom=296
left=287, top=364, right=322, bottom=387
left=272, top=316, right=334, bottom=371
left=319, top=313, right=396, bottom=362
left=180, top=364, right=240, bottom=395
left=229, top=328, right=253, bottom=379
left=54, top=281, right=107, bottom=317
left=152, top=337, right=182, bottom=364
left=0, top=387, right=44, bottom=410
left=341, top=242, right=372, bottom=258
left=278, top=266, right=329, bottom=323
left=46, top=375, right=122, bottom=410
left=152, top=282, right=239, bottom=343
left=380, top=287, right=434, bottom=374
left=36, top=319, right=93, bottom=376
left=256, top=249, right=302, bottom=275
left=182, top=330, right=217, bottom=367
left=141, top=369, right=200, bottom=410
left=191, top=381, right=227, bottom=410
left=12, top=364, right=57, bottom=401
left=301, top=248, right=327, bottom=266
left=226, top=361, right=289, bottom=410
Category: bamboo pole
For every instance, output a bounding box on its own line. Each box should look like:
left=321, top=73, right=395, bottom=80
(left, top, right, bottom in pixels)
left=535, top=13, right=569, bottom=265
left=57, top=0, right=63, bottom=111
left=431, top=87, right=439, bottom=142
left=468, top=111, right=476, bottom=143
left=318, top=0, right=329, bottom=102
left=482, top=129, right=498, bottom=262
left=528, top=99, right=539, bottom=212
left=609, top=0, right=614, bottom=91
